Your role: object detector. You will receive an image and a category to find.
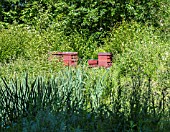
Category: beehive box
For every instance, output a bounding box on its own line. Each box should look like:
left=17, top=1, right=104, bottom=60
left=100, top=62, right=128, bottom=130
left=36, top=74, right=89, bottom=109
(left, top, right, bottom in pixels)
left=62, top=52, right=78, bottom=66
left=98, top=52, right=112, bottom=68
left=88, top=59, right=98, bottom=68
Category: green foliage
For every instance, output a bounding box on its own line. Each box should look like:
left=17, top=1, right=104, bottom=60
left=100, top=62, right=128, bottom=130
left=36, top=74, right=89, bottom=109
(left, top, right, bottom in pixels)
left=0, top=67, right=169, bottom=131
left=50, top=0, right=169, bottom=37
left=0, top=1, right=169, bottom=130
left=1, top=0, right=169, bottom=36
left=103, top=22, right=170, bottom=77
left=48, top=30, right=99, bottom=59
left=0, top=21, right=169, bottom=78
left=0, top=57, right=63, bottom=78
left=19, top=1, right=54, bottom=31
left=0, top=25, right=50, bottom=62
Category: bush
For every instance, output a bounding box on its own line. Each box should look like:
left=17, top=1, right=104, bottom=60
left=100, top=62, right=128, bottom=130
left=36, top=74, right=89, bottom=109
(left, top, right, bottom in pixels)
left=0, top=25, right=50, bottom=62
left=102, top=22, right=169, bottom=78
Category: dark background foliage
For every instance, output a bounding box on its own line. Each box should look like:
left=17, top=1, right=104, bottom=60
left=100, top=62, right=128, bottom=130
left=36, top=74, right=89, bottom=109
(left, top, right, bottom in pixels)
left=1, top=0, right=168, bottom=33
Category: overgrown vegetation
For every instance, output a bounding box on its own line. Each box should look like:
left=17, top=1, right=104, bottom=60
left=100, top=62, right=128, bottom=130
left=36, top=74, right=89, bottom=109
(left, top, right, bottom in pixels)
left=0, top=0, right=170, bottom=131
left=1, top=67, right=169, bottom=131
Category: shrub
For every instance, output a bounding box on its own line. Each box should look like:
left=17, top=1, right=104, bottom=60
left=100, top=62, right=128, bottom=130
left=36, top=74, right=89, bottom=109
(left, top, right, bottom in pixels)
left=0, top=25, right=50, bottom=62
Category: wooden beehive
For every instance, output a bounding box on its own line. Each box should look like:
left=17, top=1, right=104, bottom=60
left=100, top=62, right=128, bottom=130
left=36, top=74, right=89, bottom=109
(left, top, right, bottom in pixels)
left=98, top=52, right=112, bottom=68
left=62, top=52, right=78, bottom=66
left=88, top=59, right=98, bottom=68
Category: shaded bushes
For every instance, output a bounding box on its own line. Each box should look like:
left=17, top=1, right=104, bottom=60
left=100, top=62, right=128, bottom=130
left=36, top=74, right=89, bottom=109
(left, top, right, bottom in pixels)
left=1, top=0, right=169, bottom=29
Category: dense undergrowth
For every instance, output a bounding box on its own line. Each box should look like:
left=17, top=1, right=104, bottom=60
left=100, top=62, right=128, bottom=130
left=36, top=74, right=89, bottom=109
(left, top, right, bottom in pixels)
left=0, top=0, right=170, bottom=131
left=0, top=67, right=169, bottom=131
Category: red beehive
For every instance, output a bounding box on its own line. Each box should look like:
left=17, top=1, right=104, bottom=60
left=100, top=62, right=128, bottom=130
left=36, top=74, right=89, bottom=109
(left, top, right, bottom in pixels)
left=62, top=52, right=78, bottom=66
left=88, top=59, right=98, bottom=68
left=98, top=52, right=112, bottom=68
left=48, top=51, right=63, bottom=62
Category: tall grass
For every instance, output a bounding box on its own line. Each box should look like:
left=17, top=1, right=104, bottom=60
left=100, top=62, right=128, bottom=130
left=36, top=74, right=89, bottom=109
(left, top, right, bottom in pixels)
left=0, top=66, right=169, bottom=131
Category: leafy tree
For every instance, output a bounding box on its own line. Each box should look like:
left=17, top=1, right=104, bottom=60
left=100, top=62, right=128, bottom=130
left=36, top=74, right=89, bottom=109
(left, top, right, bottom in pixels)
left=0, top=0, right=169, bottom=42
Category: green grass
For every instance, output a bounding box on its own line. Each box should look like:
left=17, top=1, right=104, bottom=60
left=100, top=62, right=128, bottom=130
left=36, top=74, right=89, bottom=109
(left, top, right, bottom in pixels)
left=0, top=67, right=169, bottom=131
